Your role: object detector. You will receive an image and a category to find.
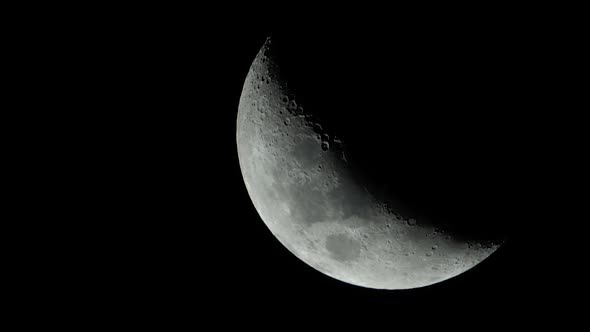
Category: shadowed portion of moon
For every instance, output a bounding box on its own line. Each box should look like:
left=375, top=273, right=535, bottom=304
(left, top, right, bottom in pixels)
left=237, top=31, right=512, bottom=289
left=268, top=31, right=515, bottom=244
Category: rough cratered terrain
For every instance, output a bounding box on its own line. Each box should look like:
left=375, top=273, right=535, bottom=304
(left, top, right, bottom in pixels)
left=237, top=36, right=506, bottom=289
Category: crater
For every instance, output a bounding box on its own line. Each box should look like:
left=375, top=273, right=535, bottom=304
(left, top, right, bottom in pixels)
left=325, top=234, right=361, bottom=262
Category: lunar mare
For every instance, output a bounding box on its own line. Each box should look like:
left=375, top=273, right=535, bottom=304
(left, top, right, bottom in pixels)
left=236, top=38, right=502, bottom=289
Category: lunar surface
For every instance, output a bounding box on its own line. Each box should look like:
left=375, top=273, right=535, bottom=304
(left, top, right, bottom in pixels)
left=237, top=36, right=506, bottom=289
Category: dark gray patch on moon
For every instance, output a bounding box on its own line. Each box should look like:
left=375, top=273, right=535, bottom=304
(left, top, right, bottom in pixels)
left=325, top=234, right=361, bottom=262
left=284, top=186, right=327, bottom=225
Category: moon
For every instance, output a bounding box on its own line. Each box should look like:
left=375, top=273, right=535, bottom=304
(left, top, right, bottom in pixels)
left=237, top=36, right=506, bottom=290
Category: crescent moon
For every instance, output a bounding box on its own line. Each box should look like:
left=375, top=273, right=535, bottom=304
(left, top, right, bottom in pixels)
left=237, top=37, right=503, bottom=289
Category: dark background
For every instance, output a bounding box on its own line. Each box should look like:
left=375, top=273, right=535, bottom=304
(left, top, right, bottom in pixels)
left=38, top=5, right=580, bottom=326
